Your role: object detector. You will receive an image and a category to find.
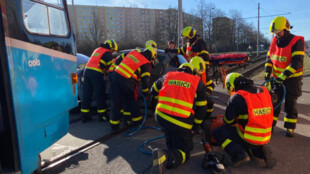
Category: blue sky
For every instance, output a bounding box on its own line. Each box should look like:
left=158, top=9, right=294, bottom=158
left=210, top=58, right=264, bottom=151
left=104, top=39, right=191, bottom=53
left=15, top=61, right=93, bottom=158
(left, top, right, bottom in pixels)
left=68, top=0, right=310, bottom=41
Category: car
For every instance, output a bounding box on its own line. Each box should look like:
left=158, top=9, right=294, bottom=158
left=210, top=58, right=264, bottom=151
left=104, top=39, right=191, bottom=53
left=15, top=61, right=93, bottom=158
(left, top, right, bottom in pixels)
left=72, top=50, right=187, bottom=114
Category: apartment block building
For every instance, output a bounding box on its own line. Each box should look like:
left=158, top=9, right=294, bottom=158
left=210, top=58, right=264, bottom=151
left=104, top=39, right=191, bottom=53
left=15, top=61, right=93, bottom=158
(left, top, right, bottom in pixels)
left=68, top=5, right=202, bottom=48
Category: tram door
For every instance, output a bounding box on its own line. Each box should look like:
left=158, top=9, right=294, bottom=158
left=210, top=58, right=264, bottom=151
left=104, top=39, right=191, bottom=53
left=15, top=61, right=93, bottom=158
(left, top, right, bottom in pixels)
left=0, top=3, right=20, bottom=172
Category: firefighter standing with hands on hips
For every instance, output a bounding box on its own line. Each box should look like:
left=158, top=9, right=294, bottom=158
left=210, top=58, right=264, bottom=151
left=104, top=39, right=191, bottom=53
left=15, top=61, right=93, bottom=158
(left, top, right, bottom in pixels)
left=265, top=16, right=305, bottom=137
left=80, top=40, right=117, bottom=123
left=150, top=63, right=207, bottom=174
left=109, top=46, right=157, bottom=131
left=212, top=73, right=276, bottom=168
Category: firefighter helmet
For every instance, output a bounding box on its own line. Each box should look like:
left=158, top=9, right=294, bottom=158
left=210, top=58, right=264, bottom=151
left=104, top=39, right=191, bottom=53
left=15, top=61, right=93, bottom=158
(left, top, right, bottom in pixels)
left=190, top=56, right=206, bottom=74
left=104, top=39, right=118, bottom=52
left=144, top=46, right=157, bottom=60
left=225, top=72, right=242, bottom=93
left=270, top=16, right=291, bottom=34
left=145, top=40, right=158, bottom=49
left=181, top=26, right=196, bottom=39
left=178, top=63, right=196, bottom=75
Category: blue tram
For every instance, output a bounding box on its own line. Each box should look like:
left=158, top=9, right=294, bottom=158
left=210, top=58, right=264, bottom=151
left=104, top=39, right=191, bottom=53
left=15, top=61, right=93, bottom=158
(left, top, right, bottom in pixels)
left=0, top=0, right=77, bottom=173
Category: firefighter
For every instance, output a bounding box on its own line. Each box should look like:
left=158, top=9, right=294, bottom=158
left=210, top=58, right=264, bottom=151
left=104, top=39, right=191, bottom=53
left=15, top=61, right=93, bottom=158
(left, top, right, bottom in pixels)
left=164, top=26, right=210, bottom=68
left=108, top=41, right=158, bottom=126
left=80, top=40, right=117, bottom=123
left=212, top=73, right=276, bottom=168
left=190, top=56, right=215, bottom=120
left=109, top=47, right=157, bottom=131
left=265, top=16, right=305, bottom=137
left=150, top=63, right=207, bottom=173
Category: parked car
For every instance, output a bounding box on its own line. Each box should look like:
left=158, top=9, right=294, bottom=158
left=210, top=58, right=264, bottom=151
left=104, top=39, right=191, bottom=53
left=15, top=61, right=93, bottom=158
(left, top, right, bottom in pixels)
left=71, top=50, right=187, bottom=114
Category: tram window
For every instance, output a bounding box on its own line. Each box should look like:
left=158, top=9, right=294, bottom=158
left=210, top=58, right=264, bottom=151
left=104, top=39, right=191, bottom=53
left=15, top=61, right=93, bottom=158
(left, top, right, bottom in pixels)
left=37, top=0, right=64, bottom=8
left=49, top=7, right=68, bottom=35
left=22, top=0, right=69, bottom=36
left=23, top=1, right=49, bottom=34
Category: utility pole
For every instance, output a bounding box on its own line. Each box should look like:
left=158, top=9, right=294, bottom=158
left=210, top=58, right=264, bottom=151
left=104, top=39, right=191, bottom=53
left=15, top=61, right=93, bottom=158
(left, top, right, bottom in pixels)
left=178, top=0, right=184, bottom=47
left=257, top=2, right=260, bottom=56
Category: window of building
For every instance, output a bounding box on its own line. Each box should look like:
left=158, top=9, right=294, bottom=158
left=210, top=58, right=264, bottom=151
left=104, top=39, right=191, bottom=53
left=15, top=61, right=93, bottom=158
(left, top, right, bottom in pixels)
left=22, top=0, right=69, bottom=36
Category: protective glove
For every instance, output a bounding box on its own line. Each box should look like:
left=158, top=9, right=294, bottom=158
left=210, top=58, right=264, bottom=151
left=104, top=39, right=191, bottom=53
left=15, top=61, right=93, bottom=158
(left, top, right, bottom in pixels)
left=264, top=72, right=271, bottom=81
left=272, top=77, right=283, bottom=89
left=265, top=81, right=272, bottom=91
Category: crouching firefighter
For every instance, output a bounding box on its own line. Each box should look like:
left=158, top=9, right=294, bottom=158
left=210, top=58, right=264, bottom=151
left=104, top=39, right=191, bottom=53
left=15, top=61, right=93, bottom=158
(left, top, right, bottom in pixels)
left=150, top=63, right=207, bottom=173
left=109, top=47, right=157, bottom=131
left=212, top=73, right=277, bottom=168
left=81, top=40, right=117, bottom=123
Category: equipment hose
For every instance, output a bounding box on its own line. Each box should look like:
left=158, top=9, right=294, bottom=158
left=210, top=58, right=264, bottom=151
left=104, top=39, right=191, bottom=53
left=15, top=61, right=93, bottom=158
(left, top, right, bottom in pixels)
left=124, top=88, right=164, bottom=155
left=261, top=79, right=286, bottom=110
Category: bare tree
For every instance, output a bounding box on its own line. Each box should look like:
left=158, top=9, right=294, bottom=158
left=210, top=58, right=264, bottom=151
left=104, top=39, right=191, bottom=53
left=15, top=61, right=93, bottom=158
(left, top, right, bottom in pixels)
left=86, top=7, right=104, bottom=48
left=164, top=8, right=178, bottom=43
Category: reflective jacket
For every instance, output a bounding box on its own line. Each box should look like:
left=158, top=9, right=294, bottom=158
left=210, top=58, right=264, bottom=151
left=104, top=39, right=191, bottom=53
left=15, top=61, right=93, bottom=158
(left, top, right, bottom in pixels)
left=155, top=72, right=202, bottom=129
left=269, top=36, right=304, bottom=78
left=86, top=47, right=111, bottom=73
left=115, top=50, right=150, bottom=80
left=235, top=87, right=273, bottom=145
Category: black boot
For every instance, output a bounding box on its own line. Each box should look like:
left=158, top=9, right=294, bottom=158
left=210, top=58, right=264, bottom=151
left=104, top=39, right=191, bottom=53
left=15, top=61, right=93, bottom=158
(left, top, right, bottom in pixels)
left=151, top=148, right=167, bottom=174
left=262, top=145, right=277, bottom=168
left=283, top=128, right=294, bottom=137
left=81, top=112, right=91, bottom=123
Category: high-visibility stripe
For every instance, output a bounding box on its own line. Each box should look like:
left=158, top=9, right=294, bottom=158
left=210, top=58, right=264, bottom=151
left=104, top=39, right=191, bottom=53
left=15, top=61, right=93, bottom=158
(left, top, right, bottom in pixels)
left=205, top=80, right=213, bottom=86
left=207, top=108, right=213, bottom=112
left=245, top=126, right=272, bottom=133
left=224, top=115, right=234, bottom=124
left=273, top=70, right=303, bottom=78
left=198, top=50, right=209, bottom=55
left=273, top=66, right=286, bottom=72
left=120, top=63, right=135, bottom=74
left=97, top=109, right=107, bottom=113
left=221, top=139, right=232, bottom=149
left=132, top=116, right=143, bottom=121
left=142, top=88, right=149, bottom=93
left=286, top=66, right=296, bottom=73
left=158, top=96, right=192, bottom=108
left=157, top=103, right=191, bottom=116
left=153, top=83, right=159, bottom=92
left=267, top=51, right=270, bottom=56
left=100, top=59, right=107, bottom=65
left=110, top=120, right=120, bottom=125
left=195, top=100, right=207, bottom=106
left=116, top=66, right=131, bottom=78
left=123, top=112, right=131, bottom=116
left=205, top=61, right=210, bottom=65
left=153, top=153, right=166, bottom=166
left=81, top=109, right=90, bottom=113
left=238, top=114, right=249, bottom=120
left=194, top=118, right=203, bottom=124
left=265, top=63, right=273, bottom=67
left=178, top=149, right=186, bottom=164
left=284, top=117, right=297, bottom=123
left=277, top=73, right=286, bottom=80
left=154, top=95, right=159, bottom=99
left=244, top=133, right=271, bottom=142
left=107, top=60, right=113, bottom=65
left=141, top=72, right=150, bottom=78
left=86, top=67, right=103, bottom=73
left=207, top=86, right=214, bottom=91
left=273, top=117, right=278, bottom=121
left=156, top=109, right=193, bottom=129
left=236, top=126, right=244, bottom=139
left=292, top=51, right=305, bottom=57
left=120, top=109, right=124, bottom=113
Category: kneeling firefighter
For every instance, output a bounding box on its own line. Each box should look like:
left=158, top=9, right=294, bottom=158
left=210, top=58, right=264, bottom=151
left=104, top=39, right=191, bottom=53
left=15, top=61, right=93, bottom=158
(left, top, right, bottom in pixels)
left=150, top=63, right=207, bottom=174
left=109, top=47, right=157, bottom=131
left=81, top=40, right=117, bottom=123
left=212, top=73, right=276, bottom=168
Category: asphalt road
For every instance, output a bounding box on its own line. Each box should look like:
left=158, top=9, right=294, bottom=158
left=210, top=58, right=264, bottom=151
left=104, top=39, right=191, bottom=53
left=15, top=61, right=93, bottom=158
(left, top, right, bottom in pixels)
left=43, top=76, right=310, bottom=174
